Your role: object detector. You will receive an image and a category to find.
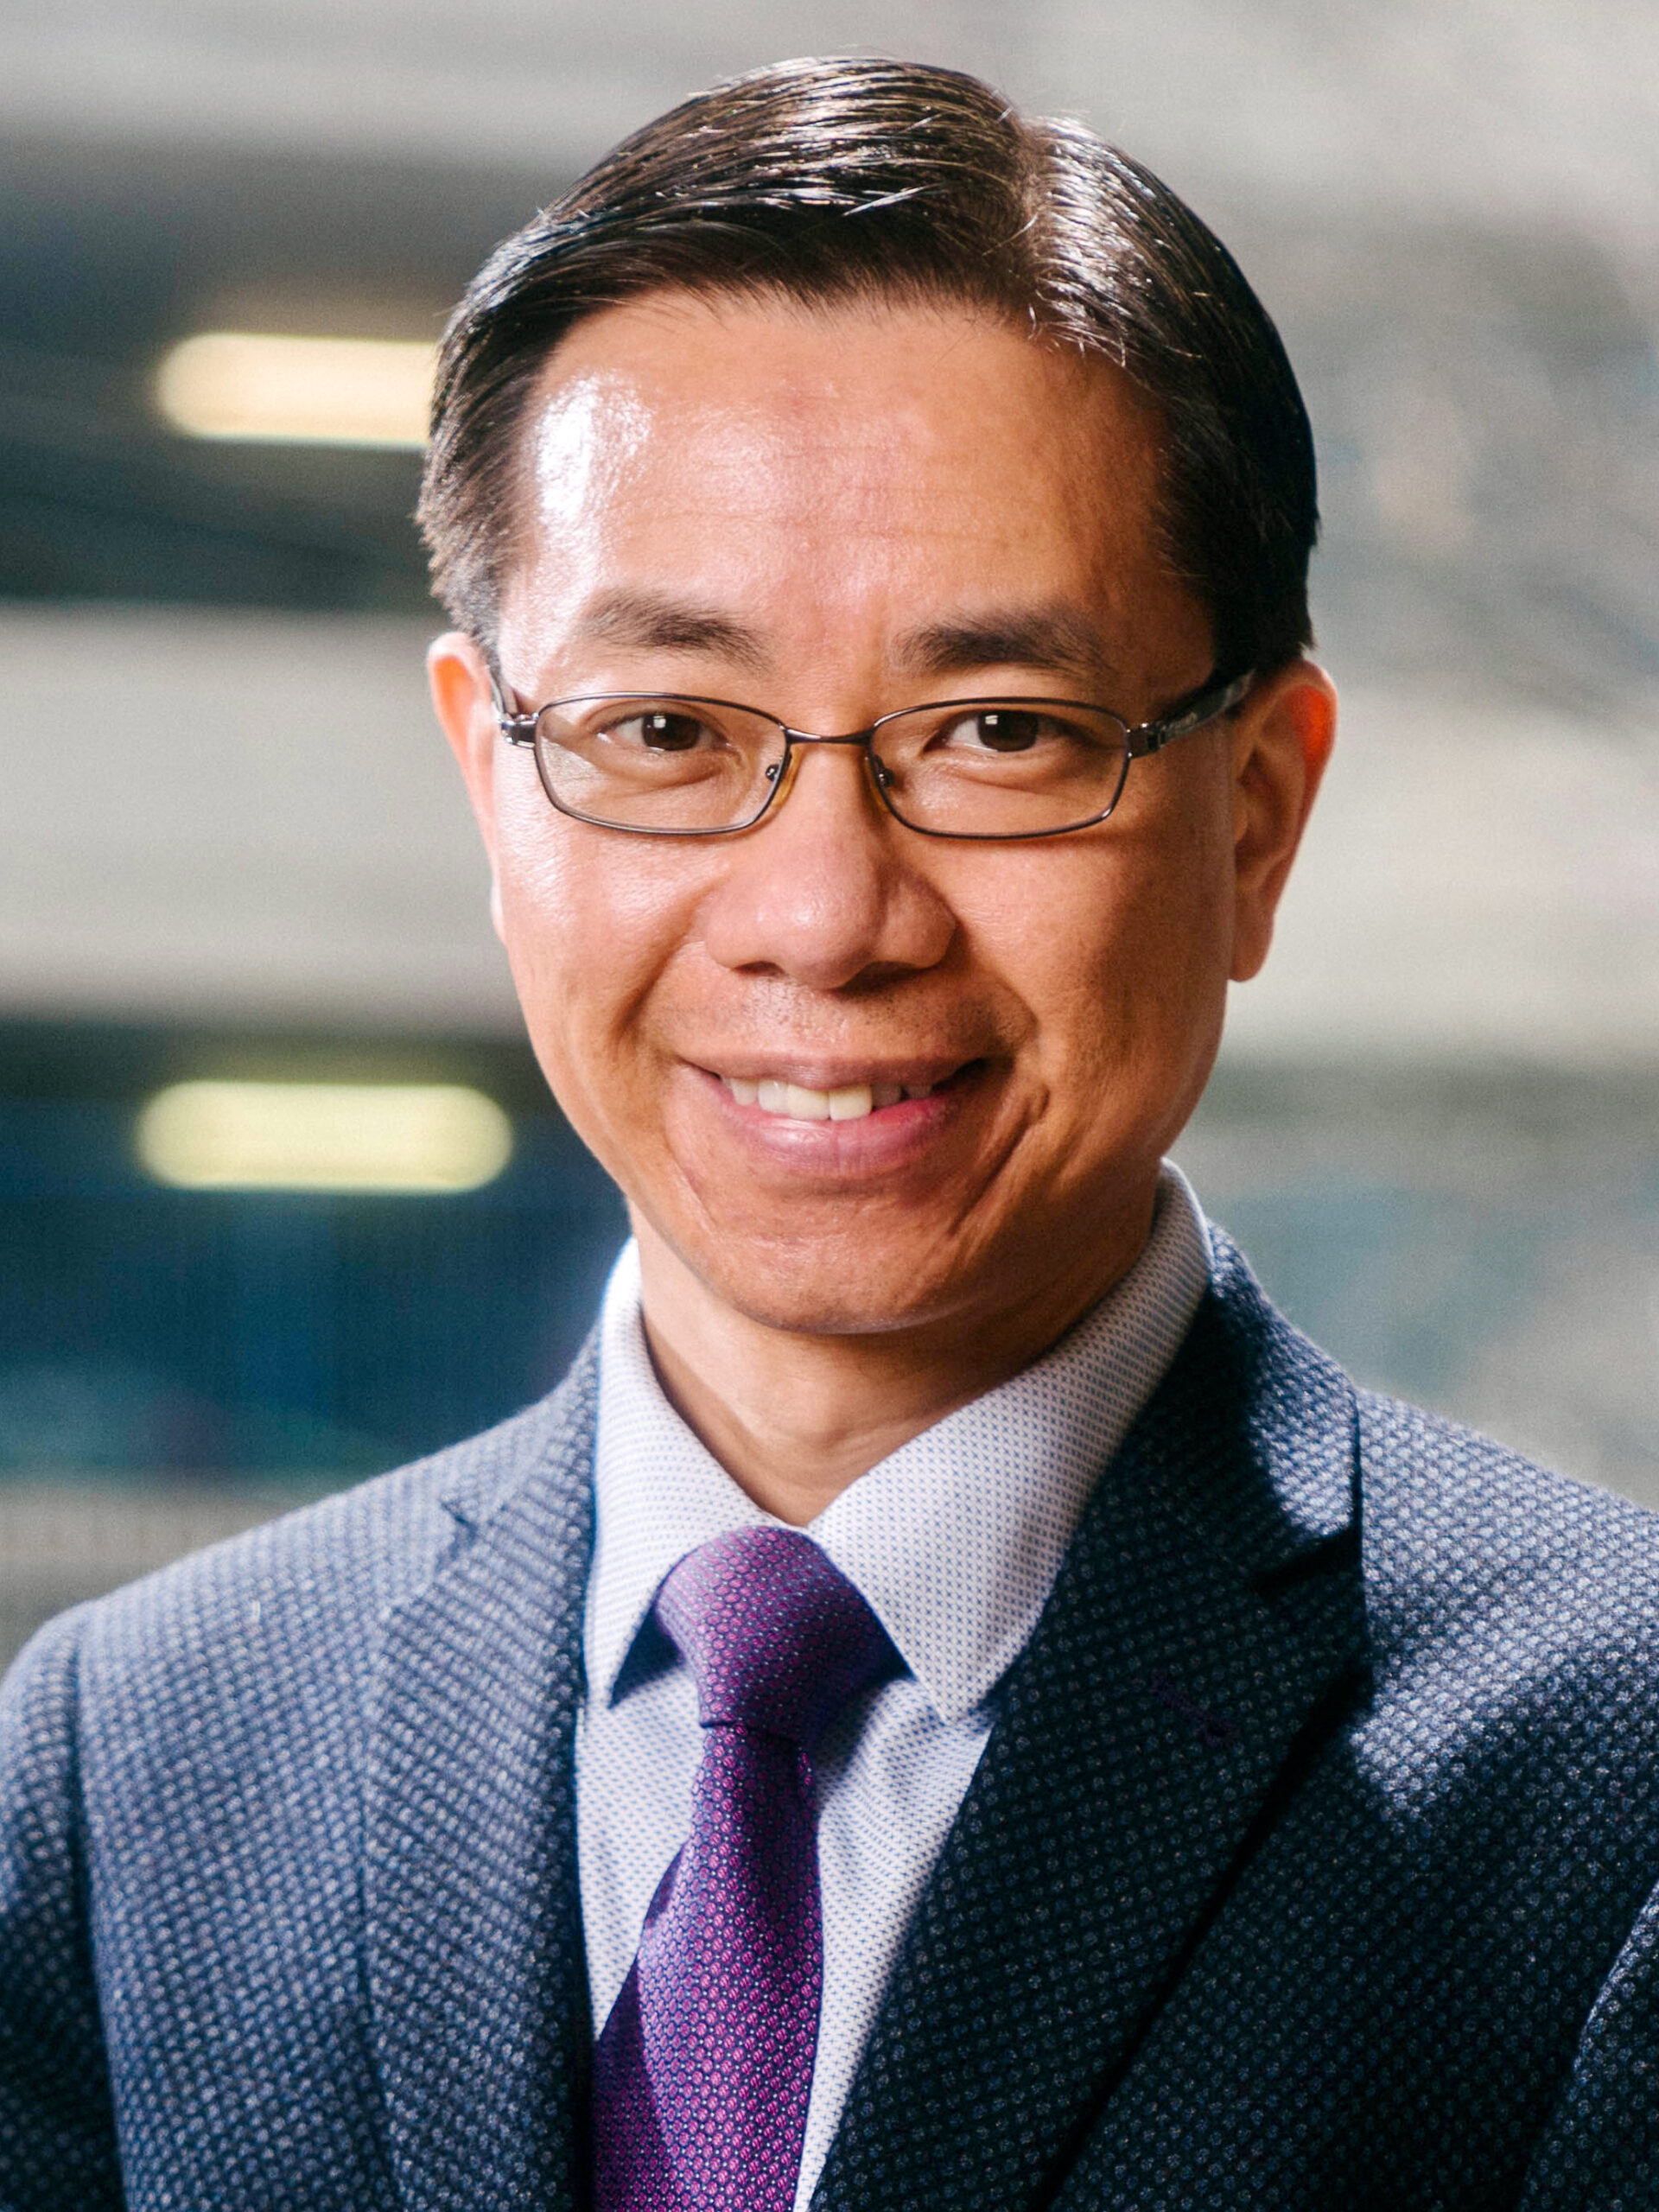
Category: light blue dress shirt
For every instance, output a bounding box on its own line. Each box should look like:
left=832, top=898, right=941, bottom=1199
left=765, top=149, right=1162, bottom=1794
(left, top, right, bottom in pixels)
left=576, top=1163, right=1213, bottom=2209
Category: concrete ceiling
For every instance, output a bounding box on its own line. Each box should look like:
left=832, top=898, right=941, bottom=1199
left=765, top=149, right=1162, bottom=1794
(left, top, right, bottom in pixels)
left=5, top=1, right=1657, bottom=238
left=0, top=607, right=517, bottom=1036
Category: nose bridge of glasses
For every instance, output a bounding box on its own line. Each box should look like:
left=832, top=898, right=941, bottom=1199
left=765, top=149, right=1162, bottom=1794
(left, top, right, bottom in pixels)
left=767, top=724, right=893, bottom=819
left=779, top=725, right=884, bottom=747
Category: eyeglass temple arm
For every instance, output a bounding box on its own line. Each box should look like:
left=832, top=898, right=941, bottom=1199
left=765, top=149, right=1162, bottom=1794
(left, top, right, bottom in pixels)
left=1124, top=670, right=1255, bottom=759
left=486, top=666, right=542, bottom=746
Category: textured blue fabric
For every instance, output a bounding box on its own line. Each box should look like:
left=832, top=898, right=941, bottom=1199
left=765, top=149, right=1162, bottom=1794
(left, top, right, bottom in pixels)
left=3, top=1233, right=1659, bottom=2209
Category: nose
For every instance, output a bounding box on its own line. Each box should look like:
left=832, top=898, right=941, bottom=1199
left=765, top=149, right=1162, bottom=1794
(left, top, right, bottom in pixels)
left=697, top=736, right=957, bottom=989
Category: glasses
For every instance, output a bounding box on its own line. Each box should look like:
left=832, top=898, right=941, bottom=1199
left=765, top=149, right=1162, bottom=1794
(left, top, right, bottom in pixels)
left=491, top=668, right=1254, bottom=841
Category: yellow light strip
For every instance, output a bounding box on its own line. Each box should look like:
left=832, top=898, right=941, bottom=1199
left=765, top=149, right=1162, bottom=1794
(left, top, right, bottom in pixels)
left=136, top=1082, right=512, bottom=1194
left=154, top=331, right=436, bottom=448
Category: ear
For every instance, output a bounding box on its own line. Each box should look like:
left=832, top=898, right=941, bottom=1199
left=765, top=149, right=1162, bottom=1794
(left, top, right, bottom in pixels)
left=1228, top=659, right=1338, bottom=982
left=428, top=632, right=507, bottom=944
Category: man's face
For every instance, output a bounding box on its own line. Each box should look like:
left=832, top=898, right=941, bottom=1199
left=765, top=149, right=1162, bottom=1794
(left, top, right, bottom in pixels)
left=435, top=291, right=1324, bottom=1351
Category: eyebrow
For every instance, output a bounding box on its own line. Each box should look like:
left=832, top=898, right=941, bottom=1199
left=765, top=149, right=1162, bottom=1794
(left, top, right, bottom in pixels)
left=895, top=606, right=1117, bottom=689
left=571, top=588, right=769, bottom=674
left=567, top=589, right=1117, bottom=691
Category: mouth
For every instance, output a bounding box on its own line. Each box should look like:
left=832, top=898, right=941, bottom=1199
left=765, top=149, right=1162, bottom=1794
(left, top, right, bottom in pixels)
left=712, top=1062, right=977, bottom=1124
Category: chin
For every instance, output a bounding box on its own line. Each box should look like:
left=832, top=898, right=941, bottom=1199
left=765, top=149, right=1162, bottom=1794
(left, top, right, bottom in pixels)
left=688, top=1235, right=968, bottom=1340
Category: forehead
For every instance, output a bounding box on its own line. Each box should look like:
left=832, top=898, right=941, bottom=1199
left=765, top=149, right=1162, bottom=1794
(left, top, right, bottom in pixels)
left=499, top=289, right=1185, bottom=681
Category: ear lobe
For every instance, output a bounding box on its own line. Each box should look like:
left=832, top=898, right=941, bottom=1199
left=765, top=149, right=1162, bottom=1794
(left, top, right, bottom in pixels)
left=1228, top=659, right=1337, bottom=983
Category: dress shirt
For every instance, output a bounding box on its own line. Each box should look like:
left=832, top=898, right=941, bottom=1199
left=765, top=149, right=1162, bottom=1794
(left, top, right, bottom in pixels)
left=576, top=1162, right=1214, bottom=2210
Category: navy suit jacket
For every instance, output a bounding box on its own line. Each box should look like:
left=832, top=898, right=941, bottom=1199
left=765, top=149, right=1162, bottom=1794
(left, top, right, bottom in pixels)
left=4, top=1233, right=1659, bottom=2209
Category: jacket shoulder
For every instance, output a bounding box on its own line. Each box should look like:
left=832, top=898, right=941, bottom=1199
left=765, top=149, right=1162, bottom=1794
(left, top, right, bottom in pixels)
left=5, top=1337, right=599, bottom=1719
left=1204, top=1229, right=1659, bottom=1705
left=1354, top=1385, right=1659, bottom=1760
left=1358, top=1384, right=1659, bottom=1609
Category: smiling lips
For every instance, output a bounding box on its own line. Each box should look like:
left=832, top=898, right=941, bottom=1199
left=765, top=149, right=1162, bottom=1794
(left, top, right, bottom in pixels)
left=718, top=1074, right=944, bottom=1122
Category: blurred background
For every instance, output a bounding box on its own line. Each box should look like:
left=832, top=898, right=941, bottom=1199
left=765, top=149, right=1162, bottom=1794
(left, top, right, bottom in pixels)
left=3, top=0, right=1657, bottom=1662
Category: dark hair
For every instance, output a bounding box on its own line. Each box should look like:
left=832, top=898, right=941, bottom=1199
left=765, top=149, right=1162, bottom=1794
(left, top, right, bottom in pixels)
left=417, top=56, right=1317, bottom=677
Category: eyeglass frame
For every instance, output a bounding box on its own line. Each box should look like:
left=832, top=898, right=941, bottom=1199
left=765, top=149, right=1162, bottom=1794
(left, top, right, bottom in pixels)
left=488, top=664, right=1256, bottom=842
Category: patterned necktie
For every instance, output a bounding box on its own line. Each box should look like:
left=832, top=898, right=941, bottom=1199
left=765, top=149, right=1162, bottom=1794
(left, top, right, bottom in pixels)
left=593, top=1525, right=895, bottom=2211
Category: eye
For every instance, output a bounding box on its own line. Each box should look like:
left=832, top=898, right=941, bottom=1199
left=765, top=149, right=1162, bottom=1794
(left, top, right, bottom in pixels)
left=606, top=709, right=716, bottom=753
left=938, top=708, right=1059, bottom=754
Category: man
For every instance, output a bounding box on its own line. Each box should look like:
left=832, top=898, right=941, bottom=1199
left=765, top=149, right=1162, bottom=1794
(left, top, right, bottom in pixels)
left=3, top=55, right=1658, bottom=2212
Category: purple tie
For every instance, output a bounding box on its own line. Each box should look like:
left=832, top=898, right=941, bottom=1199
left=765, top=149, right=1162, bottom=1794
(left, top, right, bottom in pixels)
left=593, top=1526, right=895, bottom=2211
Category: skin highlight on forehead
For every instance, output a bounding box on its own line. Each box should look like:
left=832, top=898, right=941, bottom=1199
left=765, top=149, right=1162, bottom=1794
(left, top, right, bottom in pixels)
left=528, top=373, right=652, bottom=519
left=509, top=372, right=654, bottom=639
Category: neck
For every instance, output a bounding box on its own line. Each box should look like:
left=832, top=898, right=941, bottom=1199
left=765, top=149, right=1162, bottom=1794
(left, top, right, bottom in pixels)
left=631, top=1191, right=1159, bottom=1525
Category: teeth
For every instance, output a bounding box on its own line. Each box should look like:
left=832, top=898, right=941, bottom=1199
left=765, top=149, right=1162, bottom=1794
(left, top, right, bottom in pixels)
left=721, top=1075, right=935, bottom=1121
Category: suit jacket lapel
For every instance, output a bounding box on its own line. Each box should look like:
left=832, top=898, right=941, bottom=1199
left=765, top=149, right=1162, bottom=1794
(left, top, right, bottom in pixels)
left=364, top=1348, right=599, bottom=2212
left=813, top=1243, right=1369, bottom=2212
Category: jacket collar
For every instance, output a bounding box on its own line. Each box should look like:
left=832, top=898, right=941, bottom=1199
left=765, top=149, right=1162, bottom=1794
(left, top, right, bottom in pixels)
left=810, top=1234, right=1368, bottom=2211
left=362, top=1342, right=600, bottom=2212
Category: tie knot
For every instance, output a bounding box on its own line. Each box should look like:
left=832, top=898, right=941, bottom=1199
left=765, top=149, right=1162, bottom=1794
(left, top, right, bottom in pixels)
left=655, top=1527, right=895, bottom=1748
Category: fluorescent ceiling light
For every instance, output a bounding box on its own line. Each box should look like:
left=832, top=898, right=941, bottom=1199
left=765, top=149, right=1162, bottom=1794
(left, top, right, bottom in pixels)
left=137, top=1082, right=512, bottom=1193
left=155, top=331, right=436, bottom=448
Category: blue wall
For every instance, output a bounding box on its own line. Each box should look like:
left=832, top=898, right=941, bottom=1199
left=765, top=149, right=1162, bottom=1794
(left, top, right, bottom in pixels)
left=0, top=1033, right=626, bottom=1479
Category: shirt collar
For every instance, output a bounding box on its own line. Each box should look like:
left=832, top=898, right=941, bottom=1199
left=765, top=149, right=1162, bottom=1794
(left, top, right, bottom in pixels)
left=587, top=1163, right=1213, bottom=1725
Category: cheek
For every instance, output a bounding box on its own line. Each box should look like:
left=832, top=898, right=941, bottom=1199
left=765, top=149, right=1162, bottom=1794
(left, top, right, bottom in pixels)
left=1102, top=797, right=1236, bottom=1099
left=490, top=789, right=675, bottom=1086
left=971, top=794, right=1233, bottom=1097
left=491, top=798, right=587, bottom=1021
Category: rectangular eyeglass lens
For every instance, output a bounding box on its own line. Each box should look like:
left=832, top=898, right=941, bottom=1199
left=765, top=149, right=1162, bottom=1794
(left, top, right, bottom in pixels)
left=536, top=700, right=782, bottom=827
left=874, top=703, right=1128, bottom=832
